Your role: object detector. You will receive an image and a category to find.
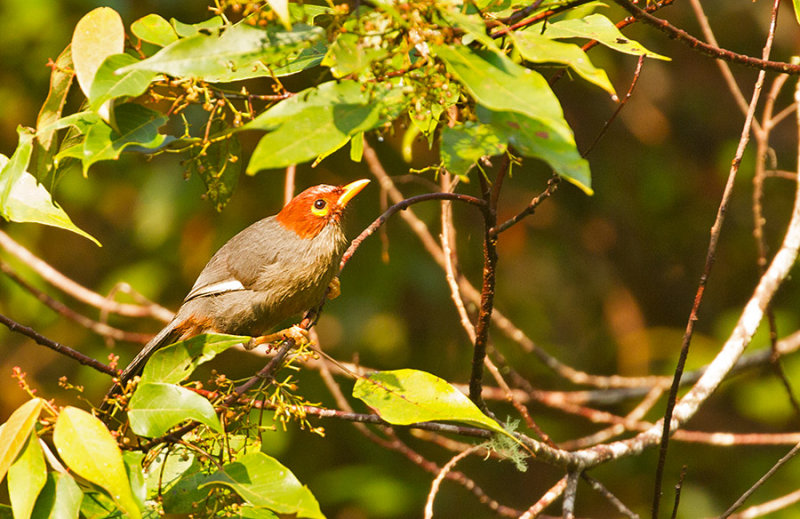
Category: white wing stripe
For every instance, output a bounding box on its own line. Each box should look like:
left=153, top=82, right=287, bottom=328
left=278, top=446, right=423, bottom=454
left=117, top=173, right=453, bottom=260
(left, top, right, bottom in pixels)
left=185, top=279, right=245, bottom=301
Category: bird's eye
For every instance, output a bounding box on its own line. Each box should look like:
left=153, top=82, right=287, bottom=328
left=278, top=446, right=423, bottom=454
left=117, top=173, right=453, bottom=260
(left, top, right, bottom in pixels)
left=311, top=198, right=329, bottom=217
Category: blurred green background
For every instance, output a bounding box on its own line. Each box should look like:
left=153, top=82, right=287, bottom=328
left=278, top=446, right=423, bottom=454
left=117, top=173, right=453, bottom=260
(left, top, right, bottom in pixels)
left=2, top=1, right=800, bottom=517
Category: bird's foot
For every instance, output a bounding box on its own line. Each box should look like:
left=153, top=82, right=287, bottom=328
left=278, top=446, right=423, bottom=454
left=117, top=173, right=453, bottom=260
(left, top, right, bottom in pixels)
left=327, top=276, right=341, bottom=300
left=245, top=325, right=309, bottom=350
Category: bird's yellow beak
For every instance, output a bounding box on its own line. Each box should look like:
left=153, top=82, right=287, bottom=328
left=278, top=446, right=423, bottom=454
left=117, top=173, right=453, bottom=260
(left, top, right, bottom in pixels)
left=337, top=179, right=370, bottom=208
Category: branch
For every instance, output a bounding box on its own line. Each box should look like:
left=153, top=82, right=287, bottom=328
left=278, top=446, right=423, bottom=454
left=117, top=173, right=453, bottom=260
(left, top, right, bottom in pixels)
left=0, top=312, right=116, bottom=376
left=340, top=191, right=487, bottom=271
left=611, top=0, right=800, bottom=75
left=651, top=0, right=782, bottom=514
left=0, top=261, right=151, bottom=344
left=0, top=230, right=173, bottom=322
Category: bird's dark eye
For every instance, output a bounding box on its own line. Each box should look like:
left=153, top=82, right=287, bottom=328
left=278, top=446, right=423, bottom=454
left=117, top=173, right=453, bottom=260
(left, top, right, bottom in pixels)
left=314, top=199, right=327, bottom=210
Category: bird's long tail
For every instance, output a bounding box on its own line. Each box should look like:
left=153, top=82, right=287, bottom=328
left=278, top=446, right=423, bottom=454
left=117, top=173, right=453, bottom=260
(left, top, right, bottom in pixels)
left=100, top=320, right=181, bottom=414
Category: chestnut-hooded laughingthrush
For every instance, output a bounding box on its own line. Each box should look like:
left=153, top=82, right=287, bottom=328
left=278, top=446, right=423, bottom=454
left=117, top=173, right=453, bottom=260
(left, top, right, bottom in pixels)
left=102, top=179, right=370, bottom=409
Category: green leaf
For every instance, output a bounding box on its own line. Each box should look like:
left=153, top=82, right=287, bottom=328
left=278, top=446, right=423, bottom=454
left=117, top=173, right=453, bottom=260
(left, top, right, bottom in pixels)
left=271, top=41, right=327, bottom=76
left=186, top=133, right=242, bottom=212
left=30, top=472, right=82, bottom=519
left=89, top=54, right=158, bottom=112
left=142, top=445, right=197, bottom=501
left=35, top=45, right=75, bottom=178
left=53, top=407, right=141, bottom=519
left=0, top=130, right=101, bottom=244
left=237, top=506, right=279, bottom=519
left=171, top=16, right=224, bottom=38
left=440, top=122, right=506, bottom=178
left=202, top=452, right=324, bottom=519
left=510, top=31, right=615, bottom=95
left=794, top=0, right=800, bottom=25
left=71, top=7, right=125, bottom=98
left=321, top=32, right=388, bottom=78
left=140, top=333, right=249, bottom=385
left=435, top=45, right=592, bottom=194
left=128, top=383, right=222, bottom=437
left=81, top=103, right=168, bottom=175
left=120, top=22, right=324, bottom=83
left=245, top=80, right=391, bottom=172
left=122, top=452, right=147, bottom=510
left=8, top=433, right=47, bottom=519
left=437, top=8, right=499, bottom=50
left=353, top=369, right=510, bottom=437
left=435, top=45, right=568, bottom=133
left=477, top=107, right=592, bottom=194
left=266, top=0, right=292, bottom=30
left=539, top=14, right=669, bottom=60
left=0, top=399, right=43, bottom=484
left=131, top=14, right=178, bottom=47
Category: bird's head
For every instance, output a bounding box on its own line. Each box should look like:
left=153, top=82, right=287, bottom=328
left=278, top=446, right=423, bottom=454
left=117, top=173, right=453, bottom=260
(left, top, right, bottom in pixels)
left=276, top=179, right=370, bottom=239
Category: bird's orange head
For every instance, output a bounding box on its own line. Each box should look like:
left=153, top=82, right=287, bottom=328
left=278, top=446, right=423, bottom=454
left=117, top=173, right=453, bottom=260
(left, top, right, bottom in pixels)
left=276, top=179, right=370, bottom=239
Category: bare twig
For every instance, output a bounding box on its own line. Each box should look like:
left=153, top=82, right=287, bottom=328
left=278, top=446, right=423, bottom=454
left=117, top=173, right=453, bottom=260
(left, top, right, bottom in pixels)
left=582, top=473, right=639, bottom=519
left=727, top=488, right=800, bottom=519
left=0, top=312, right=116, bottom=376
left=340, top=191, right=487, bottom=270
left=687, top=0, right=759, bottom=132
left=423, top=445, right=483, bottom=519
left=611, top=0, right=800, bottom=75
left=0, top=230, right=173, bottom=322
left=563, top=470, right=580, bottom=519
left=519, top=476, right=567, bottom=519
left=720, top=441, right=800, bottom=518
left=468, top=158, right=504, bottom=409
left=670, top=466, right=688, bottom=519
left=283, top=164, right=296, bottom=206
left=581, top=55, right=645, bottom=158
left=652, top=1, right=782, bottom=513
left=1, top=261, right=151, bottom=344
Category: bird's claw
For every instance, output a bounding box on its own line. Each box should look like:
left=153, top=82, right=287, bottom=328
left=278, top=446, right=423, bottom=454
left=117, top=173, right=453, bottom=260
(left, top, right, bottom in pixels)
left=327, top=276, right=341, bottom=300
left=245, top=325, right=310, bottom=350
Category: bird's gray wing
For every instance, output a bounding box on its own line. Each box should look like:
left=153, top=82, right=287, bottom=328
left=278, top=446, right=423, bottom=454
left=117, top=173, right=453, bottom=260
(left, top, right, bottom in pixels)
left=183, top=217, right=282, bottom=302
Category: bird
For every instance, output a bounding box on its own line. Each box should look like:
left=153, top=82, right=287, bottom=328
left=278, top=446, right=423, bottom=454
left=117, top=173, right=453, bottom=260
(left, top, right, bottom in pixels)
left=101, top=179, right=370, bottom=412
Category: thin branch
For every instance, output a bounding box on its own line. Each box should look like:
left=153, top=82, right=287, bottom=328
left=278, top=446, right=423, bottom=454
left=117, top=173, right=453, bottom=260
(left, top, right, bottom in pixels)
left=670, top=466, right=688, bottom=519
left=563, top=470, right=580, bottom=519
left=1, top=261, right=151, bottom=344
left=688, top=0, right=759, bottom=133
left=652, top=1, right=782, bottom=513
left=519, top=476, right=567, bottom=519
left=720, top=441, right=800, bottom=518
left=468, top=157, right=505, bottom=409
left=580, top=55, right=645, bottom=159
left=283, top=164, right=296, bottom=206
left=490, top=175, right=560, bottom=237
left=611, top=0, right=800, bottom=75
left=424, top=445, right=483, bottom=519
left=581, top=473, right=639, bottom=519
left=340, top=191, right=487, bottom=271
left=0, top=312, right=116, bottom=376
left=0, top=230, right=173, bottom=322
left=727, top=488, right=800, bottom=519
left=751, top=73, right=800, bottom=421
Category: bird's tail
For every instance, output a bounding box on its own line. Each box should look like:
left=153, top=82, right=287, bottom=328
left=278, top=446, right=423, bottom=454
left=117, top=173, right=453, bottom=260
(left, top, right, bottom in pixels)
left=100, top=320, right=181, bottom=415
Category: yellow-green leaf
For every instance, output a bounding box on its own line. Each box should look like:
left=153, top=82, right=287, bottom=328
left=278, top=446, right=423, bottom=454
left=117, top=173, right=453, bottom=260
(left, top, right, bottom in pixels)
left=71, top=7, right=125, bottom=122
left=266, top=0, right=292, bottom=30
left=353, top=369, right=514, bottom=441
left=9, top=433, right=47, bottom=519
left=0, top=398, right=43, bottom=484
left=53, top=407, right=141, bottom=519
